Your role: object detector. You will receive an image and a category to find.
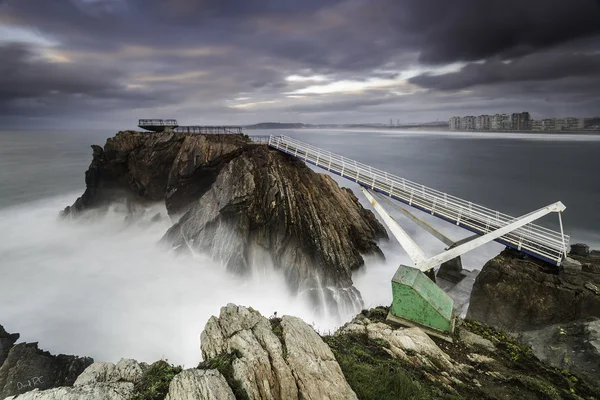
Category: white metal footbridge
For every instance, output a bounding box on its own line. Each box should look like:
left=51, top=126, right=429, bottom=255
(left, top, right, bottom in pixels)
left=266, top=135, right=569, bottom=267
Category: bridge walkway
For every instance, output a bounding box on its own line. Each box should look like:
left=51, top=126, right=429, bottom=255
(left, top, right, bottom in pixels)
left=267, top=135, right=569, bottom=266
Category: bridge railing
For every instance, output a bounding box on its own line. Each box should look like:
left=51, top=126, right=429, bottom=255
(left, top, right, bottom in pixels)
left=174, top=126, right=243, bottom=134
left=268, top=135, right=569, bottom=265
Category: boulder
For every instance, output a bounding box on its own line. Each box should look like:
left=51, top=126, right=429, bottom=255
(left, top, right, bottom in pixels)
left=4, top=358, right=147, bottom=400
left=74, top=359, right=144, bottom=386
left=0, top=342, right=93, bottom=398
left=467, top=248, right=600, bottom=331
left=200, top=304, right=357, bottom=400
left=520, top=318, right=600, bottom=382
left=338, top=315, right=458, bottom=373
left=2, top=382, right=134, bottom=400
left=281, top=316, right=357, bottom=400
left=458, top=329, right=496, bottom=353
left=165, top=369, right=235, bottom=400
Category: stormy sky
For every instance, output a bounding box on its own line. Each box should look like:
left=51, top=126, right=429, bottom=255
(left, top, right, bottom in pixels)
left=1, top=0, right=599, bottom=128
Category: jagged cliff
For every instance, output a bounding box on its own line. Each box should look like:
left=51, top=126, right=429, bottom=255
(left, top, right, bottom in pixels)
left=62, top=131, right=388, bottom=315
left=467, top=245, right=600, bottom=382
left=467, top=247, right=600, bottom=331
left=3, top=305, right=599, bottom=400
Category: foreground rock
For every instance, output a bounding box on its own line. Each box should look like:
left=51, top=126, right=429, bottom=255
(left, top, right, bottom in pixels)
left=0, top=327, right=93, bottom=399
left=3, top=358, right=146, bottom=400
left=4, top=305, right=600, bottom=399
left=520, top=318, right=600, bottom=382
left=165, top=369, right=234, bottom=400
left=326, top=308, right=600, bottom=399
left=467, top=247, right=600, bottom=331
left=200, top=303, right=357, bottom=400
left=63, top=131, right=388, bottom=315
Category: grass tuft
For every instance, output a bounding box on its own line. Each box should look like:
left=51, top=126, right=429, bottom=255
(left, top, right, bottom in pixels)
left=129, top=360, right=182, bottom=400
left=323, top=332, right=437, bottom=400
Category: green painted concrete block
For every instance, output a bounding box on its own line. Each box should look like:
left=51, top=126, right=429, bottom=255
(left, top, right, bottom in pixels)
left=390, top=265, right=455, bottom=335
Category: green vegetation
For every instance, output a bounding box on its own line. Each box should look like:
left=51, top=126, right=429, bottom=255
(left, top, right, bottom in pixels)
left=197, top=350, right=249, bottom=400
left=129, top=360, right=182, bottom=400
left=462, top=319, right=534, bottom=363
left=269, top=316, right=288, bottom=358
left=323, top=332, right=446, bottom=400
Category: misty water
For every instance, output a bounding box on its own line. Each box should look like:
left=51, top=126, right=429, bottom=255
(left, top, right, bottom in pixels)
left=1, top=128, right=599, bottom=367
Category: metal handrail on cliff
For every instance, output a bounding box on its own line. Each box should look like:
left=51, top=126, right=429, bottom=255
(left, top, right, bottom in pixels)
left=267, top=134, right=569, bottom=266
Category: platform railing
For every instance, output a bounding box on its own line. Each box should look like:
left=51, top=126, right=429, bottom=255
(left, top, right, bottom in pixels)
left=174, top=126, right=243, bottom=134
left=138, top=119, right=178, bottom=126
left=268, top=135, right=569, bottom=266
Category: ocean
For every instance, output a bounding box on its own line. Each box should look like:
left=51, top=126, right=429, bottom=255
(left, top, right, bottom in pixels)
left=1, top=128, right=599, bottom=367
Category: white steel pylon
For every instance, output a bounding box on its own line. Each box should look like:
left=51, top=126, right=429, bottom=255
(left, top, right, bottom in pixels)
left=361, top=187, right=566, bottom=272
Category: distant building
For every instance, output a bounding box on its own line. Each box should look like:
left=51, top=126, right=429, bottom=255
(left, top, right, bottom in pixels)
left=542, top=119, right=556, bottom=131
left=462, top=116, right=476, bottom=130
left=491, top=114, right=510, bottom=130
left=531, top=120, right=543, bottom=131
left=582, top=117, right=600, bottom=129
left=563, top=117, right=580, bottom=131
left=477, top=115, right=492, bottom=131
left=511, top=112, right=531, bottom=131
left=449, top=117, right=461, bottom=131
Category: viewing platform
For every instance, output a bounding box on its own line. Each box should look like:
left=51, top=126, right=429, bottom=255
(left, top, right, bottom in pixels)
left=138, top=119, right=179, bottom=132
left=138, top=119, right=243, bottom=135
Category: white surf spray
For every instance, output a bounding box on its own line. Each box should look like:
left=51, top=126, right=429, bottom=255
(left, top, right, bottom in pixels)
left=0, top=193, right=394, bottom=367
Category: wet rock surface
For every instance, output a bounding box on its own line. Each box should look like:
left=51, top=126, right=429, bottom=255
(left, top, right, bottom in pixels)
left=467, top=247, right=600, bottom=331
left=520, top=318, right=600, bottom=382
left=162, top=145, right=387, bottom=309
left=62, top=131, right=387, bottom=314
left=62, top=131, right=249, bottom=218
left=0, top=337, right=93, bottom=398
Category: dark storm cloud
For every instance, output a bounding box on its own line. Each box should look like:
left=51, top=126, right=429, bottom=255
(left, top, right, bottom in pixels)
left=409, top=53, right=600, bottom=91
left=0, top=42, right=178, bottom=120
left=3, top=0, right=599, bottom=68
left=0, top=42, right=123, bottom=100
left=0, top=0, right=600, bottom=125
left=392, top=0, right=600, bottom=64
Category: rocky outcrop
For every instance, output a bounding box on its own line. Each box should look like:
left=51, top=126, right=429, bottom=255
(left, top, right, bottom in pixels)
left=165, top=369, right=235, bottom=400
left=467, top=247, right=600, bottom=331
left=62, top=131, right=249, bottom=217
left=326, top=308, right=600, bottom=399
left=520, top=318, right=600, bottom=382
left=62, top=131, right=387, bottom=315
left=162, top=145, right=387, bottom=314
left=4, top=306, right=600, bottom=400
left=200, top=304, right=357, bottom=400
left=3, top=358, right=146, bottom=400
left=0, top=338, right=93, bottom=399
